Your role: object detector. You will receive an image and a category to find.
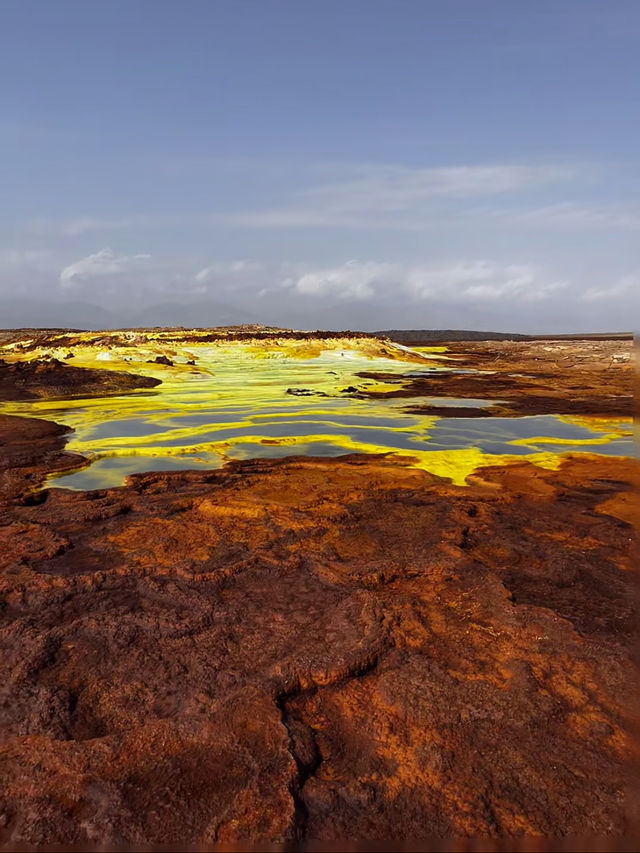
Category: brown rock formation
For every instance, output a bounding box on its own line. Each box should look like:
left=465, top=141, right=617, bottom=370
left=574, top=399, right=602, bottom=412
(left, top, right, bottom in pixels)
left=0, top=358, right=160, bottom=402
left=0, top=414, right=86, bottom=502
left=358, top=339, right=634, bottom=417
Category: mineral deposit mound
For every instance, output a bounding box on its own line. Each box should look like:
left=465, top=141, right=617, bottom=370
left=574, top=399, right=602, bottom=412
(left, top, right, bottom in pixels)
left=0, top=327, right=637, bottom=849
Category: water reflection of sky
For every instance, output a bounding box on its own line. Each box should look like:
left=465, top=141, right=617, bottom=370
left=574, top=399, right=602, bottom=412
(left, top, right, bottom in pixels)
left=1, top=342, right=633, bottom=490
left=74, top=407, right=633, bottom=461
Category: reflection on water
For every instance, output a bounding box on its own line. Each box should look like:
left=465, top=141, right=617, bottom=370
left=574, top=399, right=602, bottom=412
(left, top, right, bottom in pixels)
left=0, top=341, right=634, bottom=489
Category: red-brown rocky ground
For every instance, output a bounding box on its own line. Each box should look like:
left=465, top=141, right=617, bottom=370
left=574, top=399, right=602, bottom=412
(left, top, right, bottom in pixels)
left=0, top=335, right=638, bottom=850
left=0, top=357, right=160, bottom=402
left=358, top=339, right=634, bottom=417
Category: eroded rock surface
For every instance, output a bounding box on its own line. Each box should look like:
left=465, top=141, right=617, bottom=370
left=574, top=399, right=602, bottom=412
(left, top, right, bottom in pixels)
left=359, top=339, right=634, bottom=417
left=0, top=358, right=160, bottom=402
left=0, top=414, right=86, bottom=502
left=0, top=404, right=637, bottom=847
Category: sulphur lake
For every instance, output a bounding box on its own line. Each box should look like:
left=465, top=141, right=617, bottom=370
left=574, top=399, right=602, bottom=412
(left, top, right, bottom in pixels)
left=0, top=335, right=634, bottom=489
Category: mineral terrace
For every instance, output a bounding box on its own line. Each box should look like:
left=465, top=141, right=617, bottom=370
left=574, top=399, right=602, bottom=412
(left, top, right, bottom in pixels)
left=0, top=328, right=637, bottom=848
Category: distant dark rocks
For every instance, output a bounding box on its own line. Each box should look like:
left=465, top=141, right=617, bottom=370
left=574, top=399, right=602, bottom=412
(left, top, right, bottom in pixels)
left=286, top=388, right=328, bottom=397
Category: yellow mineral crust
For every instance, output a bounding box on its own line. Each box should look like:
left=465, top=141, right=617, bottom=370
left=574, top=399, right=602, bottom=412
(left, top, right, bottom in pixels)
left=0, top=331, right=633, bottom=490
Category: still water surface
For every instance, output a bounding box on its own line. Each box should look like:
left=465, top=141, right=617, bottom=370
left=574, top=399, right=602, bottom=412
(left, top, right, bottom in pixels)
left=1, top=342, right=633, bottom=489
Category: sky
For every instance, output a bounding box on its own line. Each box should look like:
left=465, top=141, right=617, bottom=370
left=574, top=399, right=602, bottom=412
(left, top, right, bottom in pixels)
left=1, top=0, right=638, bottom=332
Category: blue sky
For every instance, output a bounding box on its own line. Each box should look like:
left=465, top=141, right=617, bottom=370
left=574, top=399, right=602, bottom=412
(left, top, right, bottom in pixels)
left=1, top=0, right=638, bottom=330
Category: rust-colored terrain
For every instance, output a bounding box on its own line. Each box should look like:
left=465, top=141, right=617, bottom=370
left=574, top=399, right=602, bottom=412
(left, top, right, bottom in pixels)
left=0, top=357, right=160, bottom=403
left=0, top=331, right=638, bottom=849
left=360, top=339, right=634, bottom=417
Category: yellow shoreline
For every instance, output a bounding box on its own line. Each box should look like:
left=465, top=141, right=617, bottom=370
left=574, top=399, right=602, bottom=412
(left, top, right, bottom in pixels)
left=1, top=333, right=633, bottom=490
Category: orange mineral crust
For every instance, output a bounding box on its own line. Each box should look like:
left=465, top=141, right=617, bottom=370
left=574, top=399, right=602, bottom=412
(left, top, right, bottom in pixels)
left=0, top=411, right=637, bottom=846
left=358, top=338, right=634, bottom=417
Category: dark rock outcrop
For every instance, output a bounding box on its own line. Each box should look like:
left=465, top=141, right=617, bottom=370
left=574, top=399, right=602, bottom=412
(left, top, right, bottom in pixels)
left=0, top=358, right=160, bottom=402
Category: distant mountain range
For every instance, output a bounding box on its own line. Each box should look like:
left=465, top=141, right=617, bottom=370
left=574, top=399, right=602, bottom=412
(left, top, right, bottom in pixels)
left=379, top=329, right=632, bottom=343
left=0, top=299, right=120, bottom=330
left=0, top=298, right=632, bottom=339
left=0, top=293, right=496, bottom=332
left=0, top=299, right=256, bottom=330
left=129, top=301, right=257, bottom=328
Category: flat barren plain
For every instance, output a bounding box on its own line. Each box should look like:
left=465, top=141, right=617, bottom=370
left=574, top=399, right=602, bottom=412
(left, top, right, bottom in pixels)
left=0, top=327, right=637, bottom=849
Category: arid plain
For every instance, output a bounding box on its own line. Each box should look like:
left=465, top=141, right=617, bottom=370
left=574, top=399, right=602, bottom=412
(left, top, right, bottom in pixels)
left=0, top=327, right=637, bottom=848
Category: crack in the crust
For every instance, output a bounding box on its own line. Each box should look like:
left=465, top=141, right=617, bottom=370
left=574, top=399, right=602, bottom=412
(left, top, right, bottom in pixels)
left=275, top=691, right=322, bottom=844
left=480, top=789, right=503, bottom=835
left=274, top=639, right=392, bottom=842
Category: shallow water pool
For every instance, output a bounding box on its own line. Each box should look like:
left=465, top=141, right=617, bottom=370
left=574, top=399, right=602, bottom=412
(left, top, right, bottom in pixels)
left=1, top=340, right=634, bottom=489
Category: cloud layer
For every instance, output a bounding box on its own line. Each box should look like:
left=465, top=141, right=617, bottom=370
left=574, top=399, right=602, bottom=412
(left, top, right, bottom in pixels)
left=60, top=248, right=153, bottom=288
left=2, top=157, right=637, bottom=331
left=0, top=246, right=631, bottom=332
left=215, top=162, right=586, bottom=230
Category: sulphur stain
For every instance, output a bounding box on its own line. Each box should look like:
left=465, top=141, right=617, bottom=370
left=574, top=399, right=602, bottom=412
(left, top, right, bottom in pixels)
left=0, top=332, right=633, bottom=490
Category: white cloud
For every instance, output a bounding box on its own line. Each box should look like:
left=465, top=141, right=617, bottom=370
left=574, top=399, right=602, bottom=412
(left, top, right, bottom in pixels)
left=0, top=243, right=635, bottom=331
left=59, top=248, right=152, bottom=288
left=494, top=202, right=640, bottom=230
left=3, top=248, right=619, bottom=313
left=195, top=260, right=260, bottom=284
left=306, top=163, right=578, bottom=207
left=26, top=214, right=192, bottom=238
left=282, top=259, right=567, bottom=303
left=0, top=248, right=53, bottom=270
left=406, top=261, right=568, bottom=302
left=57, top=251, right=263, bottom=304
left=28, top=217, right=136, bottom=237
left=215, top=162, right=582, bottom=230
left=582, top=271, right=639, bottom=301
left=21, top=162, right=617, bottom=238
left=288, top=261, right=395, bottom=300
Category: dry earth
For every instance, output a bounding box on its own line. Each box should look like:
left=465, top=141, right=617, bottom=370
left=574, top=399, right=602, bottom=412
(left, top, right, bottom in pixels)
left=358, top=339, right=634, bottom=417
